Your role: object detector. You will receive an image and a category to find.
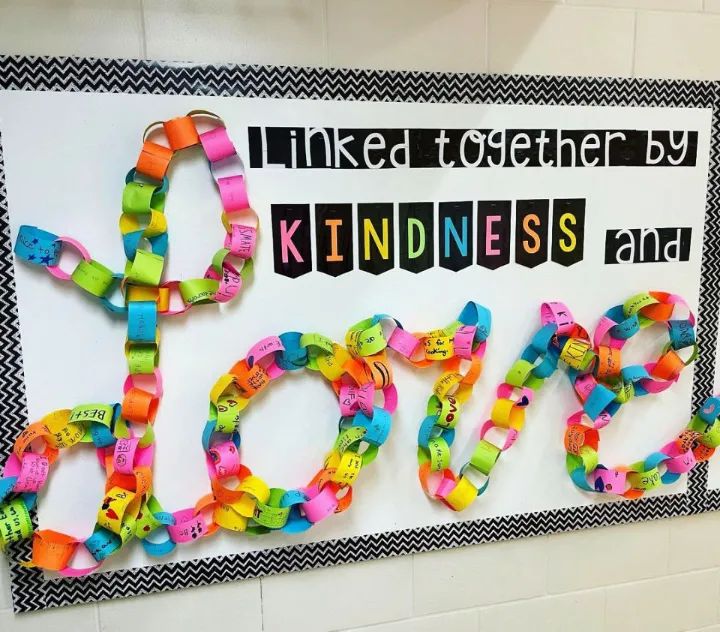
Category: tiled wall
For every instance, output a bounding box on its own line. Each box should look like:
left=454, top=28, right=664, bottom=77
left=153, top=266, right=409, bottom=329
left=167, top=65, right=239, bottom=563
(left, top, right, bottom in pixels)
left=1, top=1, right=719, bottom=630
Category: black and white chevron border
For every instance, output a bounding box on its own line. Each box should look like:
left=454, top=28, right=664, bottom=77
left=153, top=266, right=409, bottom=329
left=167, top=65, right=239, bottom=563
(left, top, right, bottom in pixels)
left=0, top=55, right=719, bottom=613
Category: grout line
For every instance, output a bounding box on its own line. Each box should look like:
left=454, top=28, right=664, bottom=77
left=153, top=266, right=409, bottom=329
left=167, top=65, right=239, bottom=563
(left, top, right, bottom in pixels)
left=601, top=587, right=608, bottom=630
left=259, top=578, right=265, bottom=631
left=138, top=0, right=149, bottom=60
left=665, top=515, right=672, bottom=574
left=94, top=603, right=101, bottom=632
left=410, top=554, right=416, bottom=615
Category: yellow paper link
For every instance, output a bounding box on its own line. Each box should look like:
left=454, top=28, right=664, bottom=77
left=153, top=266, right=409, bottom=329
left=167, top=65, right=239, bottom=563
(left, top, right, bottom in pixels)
left=46, top=421, right=86, bottom=449
left=433, top=371, right=463, bottom=400
left=560, top=338, right=593, bottom=371
left=332, top=451, right=363, bottom=484
left=97, top=487, right=137, bottom=535
left=317, top=344, right=351, bottom=382
left=233, top=475, right=271, bottom=518
left=40, top=409, right=82, bottom=449
left=325, top=450, right=341, bottom=470
left=135, top=501, right=163, bottom=539
left=453, top=383, right=474, bottom=404
left=424, top=336, right=454, bottom=361
left=126, top=285, right=160, bottom=303
left=119, top=210, right=168, bottom=239
left=444, top=476, right=477, bottom=511
left=214, top=504, right=249, bottom=532
left=490, top=399, right=525, bottom=431
left=210, top=374, right=237, bottom=404
left=157, top=286, right=170, bottom=312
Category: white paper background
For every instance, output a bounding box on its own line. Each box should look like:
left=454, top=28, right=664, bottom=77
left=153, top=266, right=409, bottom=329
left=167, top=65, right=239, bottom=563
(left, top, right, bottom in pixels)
left=0, top=90, right=712, bottom=572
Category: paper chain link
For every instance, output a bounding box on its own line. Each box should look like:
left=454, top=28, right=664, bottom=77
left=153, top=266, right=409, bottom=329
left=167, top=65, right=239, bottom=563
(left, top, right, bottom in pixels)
left=1, top=111, right=256, bottom=573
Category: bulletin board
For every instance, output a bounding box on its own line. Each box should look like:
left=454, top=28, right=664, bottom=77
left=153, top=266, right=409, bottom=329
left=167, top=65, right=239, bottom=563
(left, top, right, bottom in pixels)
left=0, top=56, right=719, bottom=612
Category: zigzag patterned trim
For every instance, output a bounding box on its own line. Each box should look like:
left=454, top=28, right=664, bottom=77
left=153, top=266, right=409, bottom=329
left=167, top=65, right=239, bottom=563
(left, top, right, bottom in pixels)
left=0, top=55, right=718, bottom=612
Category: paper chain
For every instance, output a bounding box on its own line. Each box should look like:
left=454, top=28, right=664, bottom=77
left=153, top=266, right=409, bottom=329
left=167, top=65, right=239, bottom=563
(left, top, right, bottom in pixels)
left=1, top=114, right=719, bottom=575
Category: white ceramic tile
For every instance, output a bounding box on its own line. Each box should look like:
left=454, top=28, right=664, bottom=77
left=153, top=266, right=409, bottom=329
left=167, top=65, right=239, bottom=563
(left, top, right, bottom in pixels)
left=605, top=570, right=720, bottom=632
left=0, top=603, right=96, bottom=632
left=0, top=0, right=143, bottom=58
left=477, top=589, right=605, bottom=632
left=342, top=610, right=479, bottom=632
left=326, top=0, right=487, bottom=73
left=488, top=2, right=635, bottom=76
left=668, top=513, right=720, bottom=573
left=98, top=579, right=262, bottom=632
left=261, top=556, right=413, bottom=632
left=0, top=557, right=10, bottom=611
left=568, top=0, right=700, bottom=10
left=413, top=537, right=547, bottom=615
left=142, top=0, right=325, bottom=66
left=546, top=520, right=670, bottom=593
left=706, top=0, right=720, bottom=13
left=635, top=11, right=720, bottom=79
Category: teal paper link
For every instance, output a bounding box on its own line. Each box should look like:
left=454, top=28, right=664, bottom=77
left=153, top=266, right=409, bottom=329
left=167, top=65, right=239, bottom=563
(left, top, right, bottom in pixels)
left=607, top=305, right=640, bottom=341
left=642, top=451, right=677, bottom=485
left=280, top=489, right=312, bottom=534
left=698, top=397, right=720, bottom=424
left=569, top=462, right=595, bottom=492
left=275, top=332, right=308, bottom=370
left=89, top=403, right=121, bottom=448
left=0, top=477, right=16, bottom=504
left=14, top=225, right=61, bottom=266
left=457, top=301, right=492, bottom=342
left=85, top=526, right=122, bottom=562
left=125, top=168, right=169, bottom=194
left=128, top=301, right=158, bottom=343
left=352, top=406, right=392, bottom=446
left=668, top=319, right=696, bottom=350
left=583, top=383, right=616, bottom=420
left=202, top=418, right=241, bottom=451
left=122, top=230, right=169, bottom=260
left=416, top=414, right=455, bottom=449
